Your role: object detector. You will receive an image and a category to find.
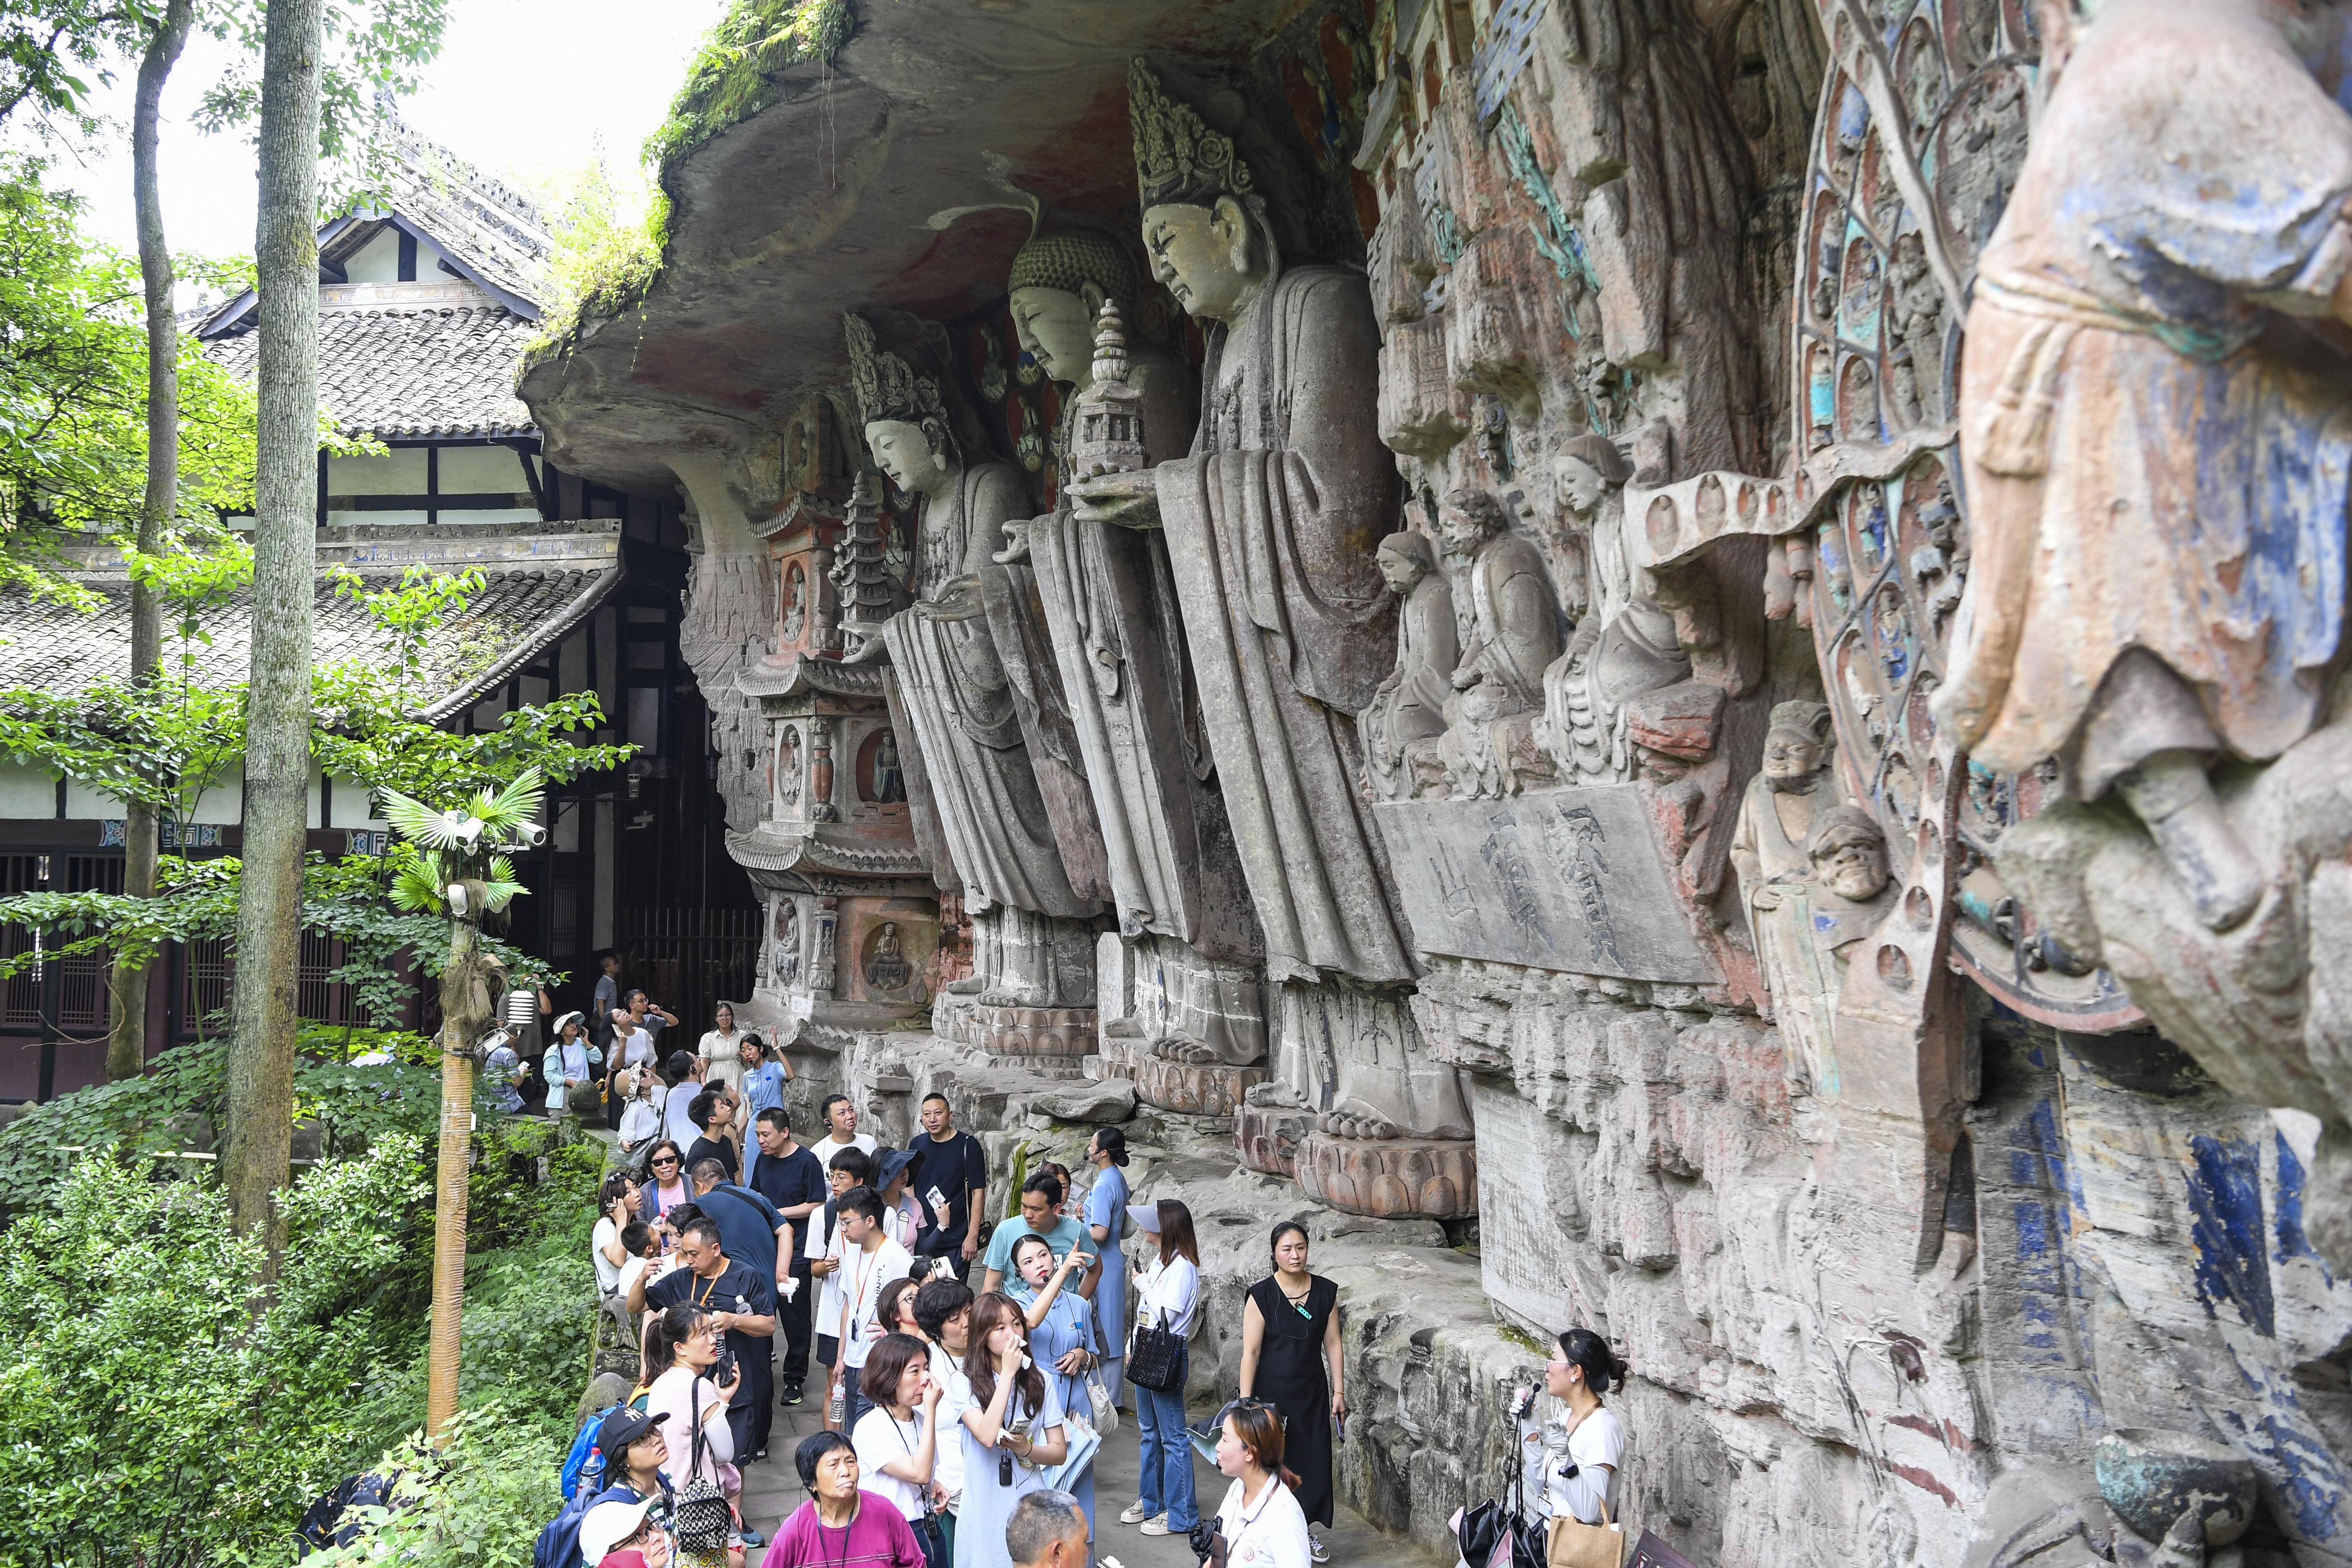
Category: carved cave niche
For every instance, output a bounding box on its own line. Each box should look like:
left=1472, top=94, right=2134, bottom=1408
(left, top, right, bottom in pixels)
left=774, top=722, right=804, bottom=816
left=780, top=560, right=808, bottom=646
left=849, top=903, right=934, bottom=1005
left=854, top=725, right=909, bottom=810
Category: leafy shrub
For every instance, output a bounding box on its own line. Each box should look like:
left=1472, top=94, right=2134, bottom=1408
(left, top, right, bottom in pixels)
left=302, top=1400, right=564, bottom=1568
left=0, top=1141, right=428, bottom=1567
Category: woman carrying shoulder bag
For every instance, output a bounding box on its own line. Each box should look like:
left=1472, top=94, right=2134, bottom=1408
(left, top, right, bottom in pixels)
left=1521, top=1329, right=1629, bottom=1568
left=1118, top=1199, right=1201, bottom=1540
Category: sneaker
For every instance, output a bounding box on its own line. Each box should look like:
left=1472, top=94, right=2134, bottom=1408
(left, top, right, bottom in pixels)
left=1310, top=1530, right=1329, bottom=1562
left=1119, top=1502, right=1153, bottom=1526
left=1139, top=1517, right=1173, bottom=1537
left=781, top=1382, right=804, bottom=1406
left=739, top=1529, right=765, bottom=1549
left=752, top=1448, right=769, bottom=1462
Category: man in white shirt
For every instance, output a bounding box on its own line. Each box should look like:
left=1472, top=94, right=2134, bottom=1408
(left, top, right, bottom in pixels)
left=661, top=1049, right=709, bottom=1150
left=810, top=1093, right=880, bottom=1164
left=831, top=1185, right=911, bottom=1436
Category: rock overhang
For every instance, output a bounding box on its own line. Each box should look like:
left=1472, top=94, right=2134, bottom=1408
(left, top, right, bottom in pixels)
left=520, top=0, right=1310, bottom=496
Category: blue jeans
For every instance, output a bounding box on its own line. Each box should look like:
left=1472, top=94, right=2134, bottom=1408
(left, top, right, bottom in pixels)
left=1134, top=1344, right=1196, bottom=1530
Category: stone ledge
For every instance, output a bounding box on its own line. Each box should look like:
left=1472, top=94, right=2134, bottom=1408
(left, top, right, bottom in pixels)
left=937, top=1000, right=1098, bottom=1060
left=1294, top=1130, right=1479, bottom=1219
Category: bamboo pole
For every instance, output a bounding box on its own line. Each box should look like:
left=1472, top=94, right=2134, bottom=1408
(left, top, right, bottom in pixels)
left=425, top=917, right=486, bottom=1438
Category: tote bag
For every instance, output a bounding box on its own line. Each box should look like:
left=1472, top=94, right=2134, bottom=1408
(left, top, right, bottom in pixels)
left=1544, top=1497, right=1624, bottom=1568
left=673, top=1389, right=733, bottom=1553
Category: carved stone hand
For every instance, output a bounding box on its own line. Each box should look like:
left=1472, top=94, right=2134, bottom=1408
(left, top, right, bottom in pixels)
left=1066, top=468, right=1160, bottom=529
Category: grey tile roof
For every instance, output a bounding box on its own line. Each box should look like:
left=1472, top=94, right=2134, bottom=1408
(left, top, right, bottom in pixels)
left=0, top=560, right=617, bottom=719
left=378, top=118, right=553, bottom=310
left=206, top=303, right=538, bottom=441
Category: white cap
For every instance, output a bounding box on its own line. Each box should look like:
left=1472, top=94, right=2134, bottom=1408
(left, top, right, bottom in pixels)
left=1127, top=1202, right=1161, bottom=1234
left=578, top=1497, right=656, bottom=1565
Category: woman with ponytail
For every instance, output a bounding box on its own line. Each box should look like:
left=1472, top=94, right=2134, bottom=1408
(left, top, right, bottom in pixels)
left=1204, top=1399, right=1312, bottom=1568
left=1520, top=1328, right=1629, bottom=1529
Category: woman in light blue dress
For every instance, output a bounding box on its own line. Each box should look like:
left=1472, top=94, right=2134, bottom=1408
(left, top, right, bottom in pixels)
left=953, top=1292, right=1069, bottom=1568
left=1008, top=1234, right=1101, bottom=1526
left=1081, top=1126, right=1131, bottom=1405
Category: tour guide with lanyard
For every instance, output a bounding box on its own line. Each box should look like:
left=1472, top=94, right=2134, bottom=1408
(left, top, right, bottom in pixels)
left=878, top=1406, right=948, bottom=1562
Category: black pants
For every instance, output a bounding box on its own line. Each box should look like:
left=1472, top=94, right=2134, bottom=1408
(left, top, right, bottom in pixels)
left=776, top=1267, right=813, bottom=1390
left=729, top=1342, right=774, bottom=1459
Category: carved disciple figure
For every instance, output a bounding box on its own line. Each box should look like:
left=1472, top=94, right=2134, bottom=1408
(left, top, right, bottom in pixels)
left=777, top=726, right=803, bottom=813
left=1933, top=0, right=2352, bottom=932
left=1362, top=531, right=1455, bottom=798
left=1073, top=60, right=1468, bottom=1151
left=1073, top=59, right=1413, bottom=989
left=851, top=314, right=1101, bottom=1005
left=1729, top=703, right=1890, bottom=1097
left=1439, top=489, right=1563, bottom=797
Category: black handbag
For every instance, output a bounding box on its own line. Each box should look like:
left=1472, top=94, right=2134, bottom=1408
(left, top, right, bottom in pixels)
left=673, top=1389, right=733, bottom=1553
left=1128, top=1314, right=1185, bottom=1393
left=1457, top=1396, right=1546, bottom=1568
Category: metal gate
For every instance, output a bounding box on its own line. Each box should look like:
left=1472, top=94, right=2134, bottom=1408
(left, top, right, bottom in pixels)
left=617, top=906, right=759, bottom=1032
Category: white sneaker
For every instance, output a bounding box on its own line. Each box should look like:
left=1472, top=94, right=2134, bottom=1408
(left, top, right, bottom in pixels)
left=1139, top=1516, right=1173, bottom=1537
left=1119, top=1502, right=1152, bottom=1526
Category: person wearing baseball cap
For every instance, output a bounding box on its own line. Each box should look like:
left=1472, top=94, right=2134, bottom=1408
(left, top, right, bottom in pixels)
left=579, top=1495, right=668, bottom=1568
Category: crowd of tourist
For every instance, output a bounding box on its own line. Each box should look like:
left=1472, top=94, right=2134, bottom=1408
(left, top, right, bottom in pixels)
left=530, top=992, right=1626, bottom=1568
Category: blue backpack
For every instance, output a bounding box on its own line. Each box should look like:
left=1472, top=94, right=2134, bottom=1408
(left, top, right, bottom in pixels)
left=559, top=1408, right=606, bottom=1500
left=531, top=1485, right=602, bottom=1568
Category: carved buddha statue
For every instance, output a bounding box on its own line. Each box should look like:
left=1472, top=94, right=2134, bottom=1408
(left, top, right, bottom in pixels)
left=1070, top=57, right=1412, bottom=991
left=1072, top=60, right=1469, bottom=1152
left=850, top=313, right=1101, bottom=1009
left=1361, top=530, right=1456, bottom=800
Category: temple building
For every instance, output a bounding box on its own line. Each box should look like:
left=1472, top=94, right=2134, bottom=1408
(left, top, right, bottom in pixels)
left=505, top=0, right=2352, bottom=1562
left=0, top=123, right=759, bottom=1098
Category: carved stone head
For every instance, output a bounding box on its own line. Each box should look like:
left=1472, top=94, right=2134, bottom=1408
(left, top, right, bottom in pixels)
left=844, top=313, right=957, bottom=495
left=1376, top=529, right=1435, bottom=594
left=1131, top=59, right=1274, bottom=324
left=1808, top=805, right=1891, bottom=902
left=1556, top=433, right=1630, bottom=517
left=1438, top=488, right=1512, bottom=556
left=1763, top=700, right=1835, bottom=792
left=1009, top=230, right=1139, bottom=390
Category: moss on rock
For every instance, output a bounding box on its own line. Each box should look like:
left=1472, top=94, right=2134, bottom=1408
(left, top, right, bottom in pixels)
left=644, top=0, right=855, bottom=172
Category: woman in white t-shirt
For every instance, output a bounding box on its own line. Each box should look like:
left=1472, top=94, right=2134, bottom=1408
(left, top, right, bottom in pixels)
left=1520, top=1327, right=1629, bottom=1529
left=593, top=1172, right=643, bottom=1299
left=1120, top=1199, right=1202, bottom=1537
left=851, top=1332, right=949, bottom=1566
left=1209, top=1398, right=1314, bottom=1568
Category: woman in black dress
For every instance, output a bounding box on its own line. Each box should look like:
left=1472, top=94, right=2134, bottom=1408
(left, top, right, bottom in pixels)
left=1237, top=1221, right=1345, bottom=1561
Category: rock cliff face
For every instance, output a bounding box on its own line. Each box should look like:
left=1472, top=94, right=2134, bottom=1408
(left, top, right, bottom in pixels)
left=525, top=0, right=2352, bottom=1560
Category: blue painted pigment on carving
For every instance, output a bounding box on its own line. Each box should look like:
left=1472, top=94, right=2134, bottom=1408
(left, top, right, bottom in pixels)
left=2275, top=1128, right=2324, bottom=1268
left=2188, top=1133, right=2274, bottom=1335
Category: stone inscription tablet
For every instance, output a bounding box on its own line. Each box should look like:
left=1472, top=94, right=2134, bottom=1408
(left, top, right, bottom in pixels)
left=1373, top=787, right=1719, bottom=984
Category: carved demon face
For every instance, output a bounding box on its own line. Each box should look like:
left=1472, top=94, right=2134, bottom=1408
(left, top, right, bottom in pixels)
left=865, top=419, right=950, bottom=496
left=1142, top=198, right=1264, bottom=324
left=1813, top=829, right=1890, bottom=902
left=1010, top=284, right=1105, bottom=387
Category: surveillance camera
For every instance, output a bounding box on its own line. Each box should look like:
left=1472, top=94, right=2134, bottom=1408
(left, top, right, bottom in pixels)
left=508, top=821, right=547, bottom=849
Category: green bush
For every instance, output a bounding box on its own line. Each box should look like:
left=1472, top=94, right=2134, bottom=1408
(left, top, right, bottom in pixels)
left=302, top=1400, right=563, bottom=1568
left=0, top=1140, right=429, bottom=1567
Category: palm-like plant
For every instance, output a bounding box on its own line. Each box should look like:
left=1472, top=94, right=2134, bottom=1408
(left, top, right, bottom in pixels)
left=379, top=768, right=545, bottom=921
left=380, top=767, right=546, bottom=1440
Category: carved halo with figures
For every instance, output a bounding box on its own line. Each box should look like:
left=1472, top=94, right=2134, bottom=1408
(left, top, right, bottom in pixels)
left=1790, top=0, right=2140, bottom=1030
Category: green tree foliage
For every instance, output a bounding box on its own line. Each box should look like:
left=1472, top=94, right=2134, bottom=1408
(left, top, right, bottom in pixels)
left=0, top=157, right=257, bottom=590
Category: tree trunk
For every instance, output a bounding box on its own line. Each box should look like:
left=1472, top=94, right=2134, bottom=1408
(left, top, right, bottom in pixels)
left=222, top=0, right=323, bottom=1254
left=426, top=918, right=488, bottom=1439
left=106, top=0, right=196, bottom=1084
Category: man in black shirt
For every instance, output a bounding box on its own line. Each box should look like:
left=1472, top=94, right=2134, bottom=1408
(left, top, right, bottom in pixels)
left=744, top=1106, right=827, bottom=1406
left=684, top=1089, right=739, bottom=1182
left=629, top=1215, right=775, bottom=1486
left=907, top=1092, right=988, bottom=1278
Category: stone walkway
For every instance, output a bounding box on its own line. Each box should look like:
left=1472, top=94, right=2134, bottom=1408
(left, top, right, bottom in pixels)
left=734, top=1390, right=1446, bottom=1567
